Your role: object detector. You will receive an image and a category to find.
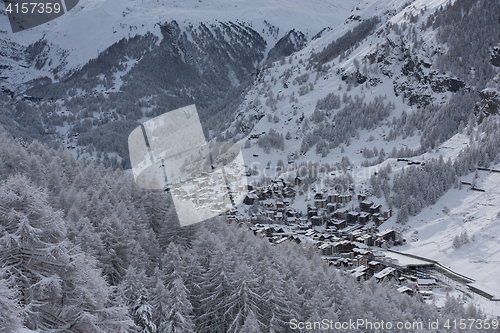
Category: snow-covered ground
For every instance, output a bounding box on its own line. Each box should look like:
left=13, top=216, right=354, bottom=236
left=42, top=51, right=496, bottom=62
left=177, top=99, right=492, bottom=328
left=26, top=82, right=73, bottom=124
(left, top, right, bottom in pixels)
left=0, top=0, right=361, bottom=88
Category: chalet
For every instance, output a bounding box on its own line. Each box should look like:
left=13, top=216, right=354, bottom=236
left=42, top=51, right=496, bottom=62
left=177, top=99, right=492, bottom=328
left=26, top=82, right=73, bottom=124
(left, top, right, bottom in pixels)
left=328, top=193, right=339, bottom=203
left=377, top=229, right=400, bottom=242
left=357, top=193, right=367, bottom=201
left=319, top=242, right=336, bottom=256
left=382, top=210, right=394, bottom=218
left=329, top=219, right=347, bottom=230
left=374, top=217, right=385, bottom=227
left=360, top=200, right=374, bottom=212
left=264, top=202, right=274, bottom=210
left=284, top=188, right=296, bottom=197
left=295, top=176, right=304, bottom=186
left=339, top=192, right=352, bottom=204
left=266, top=211, right=275, bottom=220
left=311, top=215, right=324, bottom=226
left=369, top=204, right=382, bottom=214
left=334, top=208, right=349, bottom=220
left=358, top=212, right=371, bottom=224
left=275, top=212, right=283, bottom=222
left=326, top=202, right=337, bottom=213
left=354, top=255, right=369, bottom=267
left=397, top=286, right=414, bottom=296
left=368, top=261, right=385, bottom=276
left=260, top=189, right=273, bottom=199
left=335, top=240, right=358, bottom=253
left=416, top=278, right=438, bottom=291
left=350, top=265, right=369, bottom=281
left=314, top=199, right=327, bottom=209
left=244, top=193, right=259, bottom=205
left=347, top=211, right=360, bottom=224
left=356, top=234, right=373, bottom=246
left=308, top=207, right=318, bottom=218
left=374, top=267, right=398, bottom=282
left=276, top=201, right=284, bottom=209
left=286, top=209, right=297, bottom=218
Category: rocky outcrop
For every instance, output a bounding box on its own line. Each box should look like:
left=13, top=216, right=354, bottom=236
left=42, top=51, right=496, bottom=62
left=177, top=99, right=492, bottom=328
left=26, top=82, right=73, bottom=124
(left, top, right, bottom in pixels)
left=475, top=89, right=500, bottom=115
left=491, top=45, right=500, bottom=67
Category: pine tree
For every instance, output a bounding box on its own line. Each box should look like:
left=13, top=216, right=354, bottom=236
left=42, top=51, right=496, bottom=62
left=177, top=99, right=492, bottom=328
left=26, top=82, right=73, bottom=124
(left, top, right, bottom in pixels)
left=164, top=277, right=196, bottom=333
left=151, top=271, right=171, bottom=332
left=134, top=289, right=156, bottom=333
left=0, top=270, right=22, bottom=332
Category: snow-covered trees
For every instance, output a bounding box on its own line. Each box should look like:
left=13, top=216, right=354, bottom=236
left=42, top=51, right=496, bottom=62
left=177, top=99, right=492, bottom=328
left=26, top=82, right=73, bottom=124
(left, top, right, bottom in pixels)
left=300, top=95, right=393, bottom=154
left=257, top=129, right=285, bottom=153
left=0, top=127, right=486, bottom=331
left=0, top=174, right=131, bottom=332
left=0, top=269, right=22, bottom=332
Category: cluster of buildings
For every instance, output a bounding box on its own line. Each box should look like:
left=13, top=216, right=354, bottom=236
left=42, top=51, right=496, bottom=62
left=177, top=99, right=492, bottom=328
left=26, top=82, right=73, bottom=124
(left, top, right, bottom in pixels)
left=227, top=176, right=445, bottom=300
left=245, top=221, right=440, bottom=299
left=240, top=176, right=393, bottom=232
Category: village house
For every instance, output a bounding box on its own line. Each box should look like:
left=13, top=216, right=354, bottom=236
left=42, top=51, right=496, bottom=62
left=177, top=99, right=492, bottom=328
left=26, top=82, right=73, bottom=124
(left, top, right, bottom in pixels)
left=368, top=261, right=386, bottom=277
left=347, top=211, right=360, bottom=224
left=358, top=212, right=371, bottom=224
left=243, top=193, right=259, bottom=205
left=339, top=192, right=352, bottom=203
left=350, top=265, right=369, bottom=281
left=416, top=278, right=438, bottom=291
left=360, top=200, right=374, bottom=212
left=334, top=208, right=349, bottom=220
left=311, top=215, right=324, bottom=226
left=377, top=229, right=400, bottom=243
left=314, top=199, right=328, bottom=209
left=328, top=193, right=339, bottom=203
left=369, top=204, right=382, bottom=214
left=373, top=267, right=399, bottom=282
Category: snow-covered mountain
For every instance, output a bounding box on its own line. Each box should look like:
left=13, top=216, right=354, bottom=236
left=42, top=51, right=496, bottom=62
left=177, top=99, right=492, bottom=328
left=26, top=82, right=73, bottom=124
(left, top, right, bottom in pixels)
left=223, top=0, right=500, bottom=308
left=1, top=0, right=500, bottom=319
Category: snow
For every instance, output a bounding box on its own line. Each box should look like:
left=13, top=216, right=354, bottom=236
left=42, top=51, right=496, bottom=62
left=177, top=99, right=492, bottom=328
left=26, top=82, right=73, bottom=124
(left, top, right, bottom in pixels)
left=0, top=0, right=362, bottom=88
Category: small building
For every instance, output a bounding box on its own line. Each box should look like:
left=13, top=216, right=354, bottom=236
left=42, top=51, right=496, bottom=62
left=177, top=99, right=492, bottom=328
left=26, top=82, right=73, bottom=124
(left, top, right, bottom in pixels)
left=416, top=279, right=438, bottom=291
left=314, top=199, right=328, bottom=209
left=334, top=208, right=349, bottom=220
left=369, top=204, right=382, bottom=214
left=360, top=200, right=374, bottom=212
left=328, top=193, right=339, bottom=203
left=311, top=215, right=325, bottom=226
left=377, top=229, right=400, bottom=242
left=373, top=267, right=398, bottom=282
left=359, top=212, right=371, bottom=224
left=339, top=193, right=352, bottom=204
left=397, top=286, right=414, bottom=296
left=243, top=193, right=259, bottom=205
left=347, top=211, right=360, bottom=224
left=350, top=265, right=369, bottom=281
left=326, top=202, right=337, bottom=213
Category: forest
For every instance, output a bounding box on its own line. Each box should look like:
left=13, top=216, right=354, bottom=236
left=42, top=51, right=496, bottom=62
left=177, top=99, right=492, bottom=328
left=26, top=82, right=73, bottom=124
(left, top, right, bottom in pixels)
left=0, top=126, right=490, bottom=332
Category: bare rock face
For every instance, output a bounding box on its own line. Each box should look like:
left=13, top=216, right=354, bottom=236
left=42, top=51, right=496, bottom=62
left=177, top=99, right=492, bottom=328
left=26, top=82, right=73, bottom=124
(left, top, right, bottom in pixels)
left=491, top=45, right=500, bottom=67
left=476, top=89, right=500, bottom=115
